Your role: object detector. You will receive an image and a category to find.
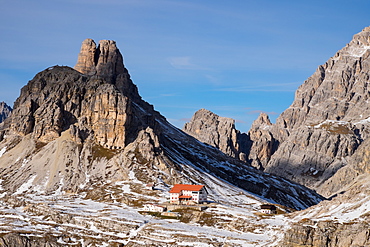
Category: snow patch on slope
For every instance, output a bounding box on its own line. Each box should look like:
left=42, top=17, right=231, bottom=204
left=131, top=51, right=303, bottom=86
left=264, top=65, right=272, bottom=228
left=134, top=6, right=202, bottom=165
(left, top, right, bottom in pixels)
left=14, top=175, right=37, bottom=195
left=0, top=147, right=6, bottom=158
left=347, top=45, right=370, bottom=57
left=355, top=116, right=370, bottom=125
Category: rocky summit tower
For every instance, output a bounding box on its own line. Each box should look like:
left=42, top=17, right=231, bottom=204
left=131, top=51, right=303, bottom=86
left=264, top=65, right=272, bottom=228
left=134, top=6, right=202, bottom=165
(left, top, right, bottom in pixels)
left=74, top=39, right=125, bottom=78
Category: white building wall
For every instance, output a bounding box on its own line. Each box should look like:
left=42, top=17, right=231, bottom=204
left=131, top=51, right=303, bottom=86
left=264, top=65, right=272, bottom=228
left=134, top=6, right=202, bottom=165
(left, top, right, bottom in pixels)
left=170, top=187, right=207, bottom=204
left=143, top=204, right=165, bottom=212
left=170, top=193, right=179, bottom=204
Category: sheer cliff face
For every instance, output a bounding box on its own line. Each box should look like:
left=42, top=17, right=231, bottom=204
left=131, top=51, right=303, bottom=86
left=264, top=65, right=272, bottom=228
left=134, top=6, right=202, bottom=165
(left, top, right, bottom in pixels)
left=278, top=26, right=370, bottom=130
left=0, top=39, right=323, bottom=210
left=183, top=110, right=278, bottom=170
left=9, top=67, right=132, bottom=147
left=265, top=27, right=370, bottom=195
left=183, top=109, right=250, bottom=162
left=9, top=39, right=142, bottom=147
left=74, top=39, right=125, bottom=78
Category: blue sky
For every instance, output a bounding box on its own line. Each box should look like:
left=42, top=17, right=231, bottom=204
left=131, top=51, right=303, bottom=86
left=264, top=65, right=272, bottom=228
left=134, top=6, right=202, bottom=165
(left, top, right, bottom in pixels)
left=1, top=0, right=370, bottom=132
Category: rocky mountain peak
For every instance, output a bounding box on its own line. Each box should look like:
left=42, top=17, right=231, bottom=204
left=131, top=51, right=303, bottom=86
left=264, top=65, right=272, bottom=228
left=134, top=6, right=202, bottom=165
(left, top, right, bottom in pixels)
left=74, top=38, right=125, bottom=78
left=260, top=27, right=370, bottom=194
left=351, top=26, right=370, bottom=46
left=251, top=112, right=272, bottom=129
left=277, top=26, right=370, bottom=131
left=183, top=109, right=250, bottom=162
left=73, top=38, right=96, bottom=75
left=7, top=38, right=145, bottom=146
left=0, top=102, right=12, bottom=123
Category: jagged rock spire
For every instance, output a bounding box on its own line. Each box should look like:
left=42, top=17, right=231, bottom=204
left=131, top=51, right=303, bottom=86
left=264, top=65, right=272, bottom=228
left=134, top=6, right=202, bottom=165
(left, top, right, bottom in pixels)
left=183, top=109, right=249, bottom=161
left=74, top=38, right=125, bottom=77
left=250, top=112, right=272, bottom=130
left=74, top=38, right=97, bottom=75
left=0, top=102, right=12, bottom=123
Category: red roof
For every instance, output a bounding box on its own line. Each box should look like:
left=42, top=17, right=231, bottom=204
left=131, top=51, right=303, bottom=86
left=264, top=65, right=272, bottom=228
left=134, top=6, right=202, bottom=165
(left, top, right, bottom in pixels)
left=169, top=184, right=204, bottom=193
left=178, top=195, right=192, bottom=199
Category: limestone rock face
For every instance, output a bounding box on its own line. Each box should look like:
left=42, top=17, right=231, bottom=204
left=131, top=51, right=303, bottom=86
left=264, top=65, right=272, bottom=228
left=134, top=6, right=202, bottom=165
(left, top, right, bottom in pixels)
left=318, top=134, right=370, bottom=196
left=263, top=27, right=370, bottom=242
left=183, top=110, right=283, bottom=170
left=8, top=66, right=133, bottom=147
left=86, top=84, right=130, bottom=149
left=74, top=38, right=125, bottom=79
left=277, top=138, right=370, bottom=245
left=9, top=38, right=140, bottom=147
left=95, top=40, right=125, bottom=77
left=183, top=109, right=249, bottom=161
left=279, top=220, right=370, bottom=247
left=0, top=233, right=61, bottom=247
left=277, top=26, right=370, bottom=130
left=0, top=102, right=12, bottom=123
left=263, top=27, right=370, bottom=194
left=247, top=113, right=281, bottom=170
left=73, top=38, right=97, bottom=75
left=248, top=27, right=370, bottom=196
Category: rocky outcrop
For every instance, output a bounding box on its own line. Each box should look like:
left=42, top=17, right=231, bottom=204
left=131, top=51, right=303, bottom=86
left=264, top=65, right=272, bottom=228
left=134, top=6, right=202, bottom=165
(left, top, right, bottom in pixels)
left=183, top=109, right=250, bottom=162
left=0, top=101, right=12, bottom=123
left=8, top=66, right=133, bottom=146
left=1, top=39, right=166, bottom=193
left=247, top=113, right=283, bottom=170
left=74, top=38, right=97, bottom=75
left=317, top=133, right=370, bottom=197
left=74, top=38, right=125, bottom=79
left=279, top=220, right=370, bottom=247
left=250, top=27, right=370, bottom=196
left=183, top=110, right=284, bottom=170
left=275, top=135, right=370, bottom=246
left=0, top=233, right=61, bottom=247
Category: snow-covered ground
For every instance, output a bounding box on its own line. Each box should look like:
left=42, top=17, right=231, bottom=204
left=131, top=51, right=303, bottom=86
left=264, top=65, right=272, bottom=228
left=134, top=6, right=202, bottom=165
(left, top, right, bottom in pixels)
left=0, top=157, right=368, bottom=246
left=0, top=147, right=6, bottom=158
left=0, top=170, right=293, bottom=246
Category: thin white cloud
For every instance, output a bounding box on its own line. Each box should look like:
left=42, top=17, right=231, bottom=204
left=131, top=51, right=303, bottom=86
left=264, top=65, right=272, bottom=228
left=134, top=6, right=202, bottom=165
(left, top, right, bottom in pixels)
left=167, top=56, right=211, bottom=70
left=168, top=56, right=193, bottom=69
left=204, top=74, right=222, bottom=85
left=215, top=82, right=301, bottom=92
